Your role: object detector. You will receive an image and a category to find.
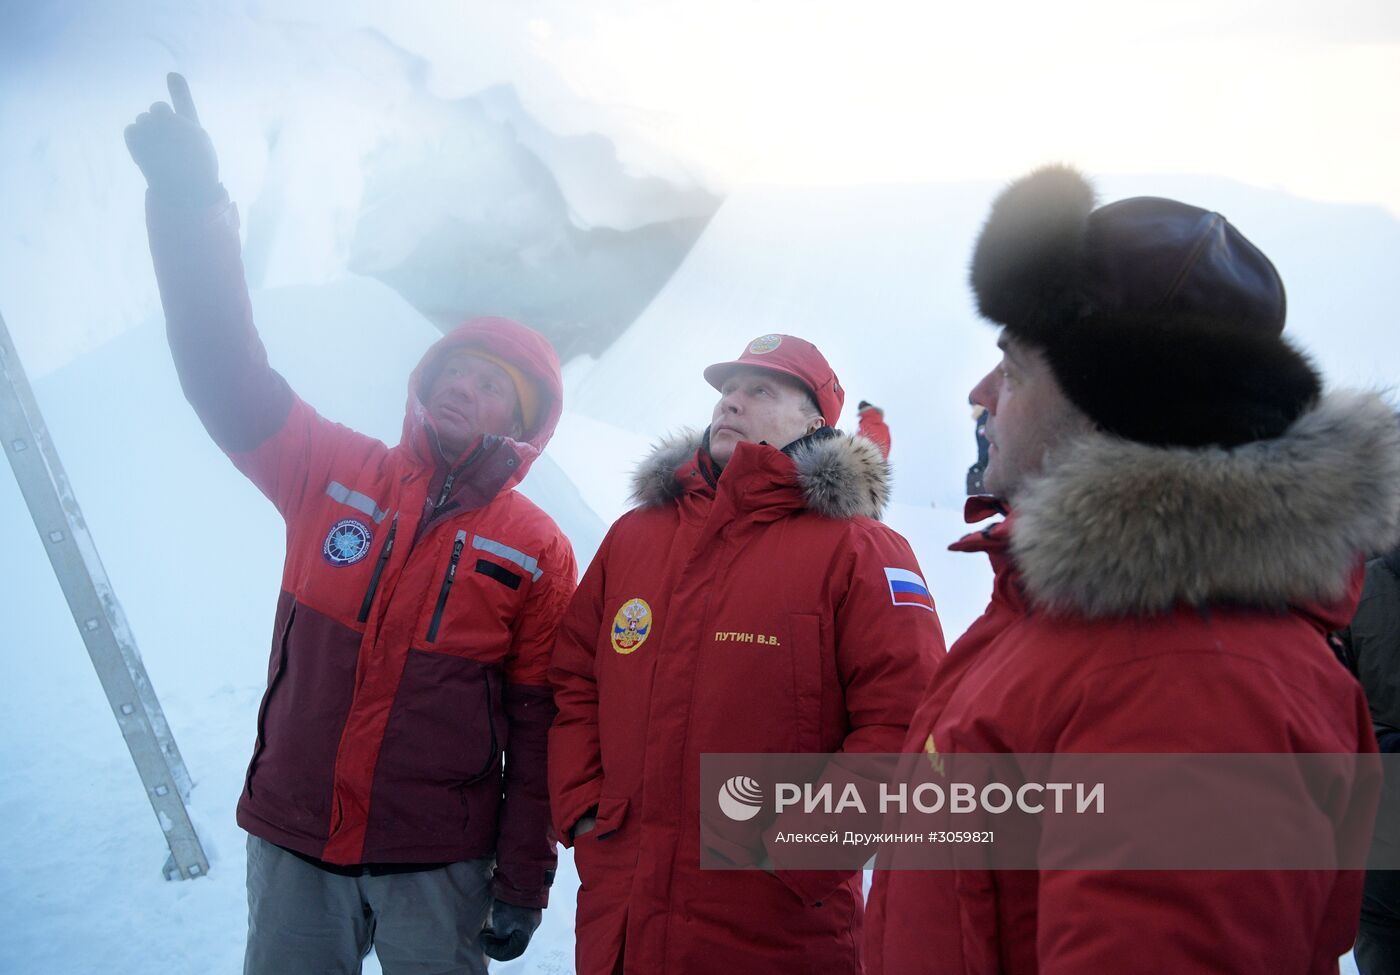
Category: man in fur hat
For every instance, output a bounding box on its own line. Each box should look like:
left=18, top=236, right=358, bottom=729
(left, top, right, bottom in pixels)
left=864, top=166, right=1400, bottom=973
left=549, top=334, right=945, bottom=974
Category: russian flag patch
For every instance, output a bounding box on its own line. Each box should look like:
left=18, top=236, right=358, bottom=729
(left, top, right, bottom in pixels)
left=885, top=567, right=935, bottom=611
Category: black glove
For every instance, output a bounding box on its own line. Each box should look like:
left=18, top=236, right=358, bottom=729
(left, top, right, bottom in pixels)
left=480, top=898, right=542, bottom=962
left=124, top=73, right=222, bottom=207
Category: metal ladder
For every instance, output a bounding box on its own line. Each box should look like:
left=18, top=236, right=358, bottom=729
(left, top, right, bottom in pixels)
left=0, top=311, right=209, bottom=880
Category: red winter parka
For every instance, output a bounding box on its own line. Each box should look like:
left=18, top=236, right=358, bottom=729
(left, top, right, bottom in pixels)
left=549, top=429, right=946, bottom=975
left=865, top=391, right=1400, bottom=975
left=145, top=195, right=576, bottom=907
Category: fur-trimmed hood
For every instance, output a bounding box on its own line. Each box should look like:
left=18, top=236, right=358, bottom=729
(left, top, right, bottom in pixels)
left=1011, top=390, right=1400, bottom=617
left=629, top=428, right=891, bottom=520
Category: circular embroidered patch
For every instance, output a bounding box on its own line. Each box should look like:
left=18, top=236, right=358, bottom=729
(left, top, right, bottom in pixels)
left=747, top=334, right=782, bottom=355
left=610, top=598, right=654, bottom=654
left=322, top=518, right=373, bottom=566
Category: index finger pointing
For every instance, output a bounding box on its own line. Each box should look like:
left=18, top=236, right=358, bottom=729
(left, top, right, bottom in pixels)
left=167, top=72, right=200, bottom=124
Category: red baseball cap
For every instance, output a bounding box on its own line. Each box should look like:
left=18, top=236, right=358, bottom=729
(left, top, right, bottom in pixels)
left=703, top=334, right=844, bottom=425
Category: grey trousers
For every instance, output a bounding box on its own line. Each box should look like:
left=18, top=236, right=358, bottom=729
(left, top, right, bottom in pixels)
left=243, top=834, right=493, bottom=975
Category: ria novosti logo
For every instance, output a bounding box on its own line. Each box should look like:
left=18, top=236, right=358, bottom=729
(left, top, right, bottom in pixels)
left=717, top=775, right=764, bottom=821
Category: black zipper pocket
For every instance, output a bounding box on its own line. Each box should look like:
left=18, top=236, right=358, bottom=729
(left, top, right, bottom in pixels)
left=356, top=512, right=398, bottom=624
left=464, top=673, right=501, bottom=784
left=426, top=529, right=467, bottom=643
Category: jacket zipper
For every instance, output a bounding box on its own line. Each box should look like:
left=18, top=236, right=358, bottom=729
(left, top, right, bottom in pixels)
left=413, top=439, right=493, bottom=549
left=436, top=470, right=459, bottom=511
left=426, top=529, right=467, bottom=643
left=465, top=674, right=501, bottom=784
left=435, top=439, right=490, bottom=512
left=355, top=512, right=398, bottom=624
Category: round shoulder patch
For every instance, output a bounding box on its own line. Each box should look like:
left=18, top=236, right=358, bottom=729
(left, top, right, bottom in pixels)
left=747, top=334, right=782, bottom=355
left=611, top=598, right=654, bottom=654
left=323, top=518, right=374, bottom=566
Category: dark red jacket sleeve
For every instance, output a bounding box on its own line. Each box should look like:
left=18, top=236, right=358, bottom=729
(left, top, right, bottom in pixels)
left=146, top=192, right=380, bottom=521
left=494, top=533, right=578, bottom=908
left=547, top=529, right=612, bottom=846
left=146, top=192, right=295, bottom=455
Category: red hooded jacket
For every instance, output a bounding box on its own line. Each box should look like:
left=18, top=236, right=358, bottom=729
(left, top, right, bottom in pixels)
left=865, top=392, right=1400, bottom=974
left=549, top=429, right=945, bottom=974
left=146, top=195, right=575, bottom=907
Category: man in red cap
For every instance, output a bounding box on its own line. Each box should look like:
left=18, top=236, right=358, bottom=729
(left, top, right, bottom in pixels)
left=549, top=334, right=946, bottom=974
left=127, top=75, right=574, bottom=973
left=857, top=400, right=892, bottom=459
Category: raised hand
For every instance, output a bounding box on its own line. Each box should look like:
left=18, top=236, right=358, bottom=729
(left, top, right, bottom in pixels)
left=124, top=73, right=221, bottom=206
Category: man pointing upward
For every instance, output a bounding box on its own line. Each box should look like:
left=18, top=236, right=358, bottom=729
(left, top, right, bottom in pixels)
left=127, top=74, right=576, bottom=974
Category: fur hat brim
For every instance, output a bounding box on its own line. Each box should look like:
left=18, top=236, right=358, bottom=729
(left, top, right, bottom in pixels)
left=970, top=164, right=1096, bottom=339
left=969, top=165, right=1321, bottom=447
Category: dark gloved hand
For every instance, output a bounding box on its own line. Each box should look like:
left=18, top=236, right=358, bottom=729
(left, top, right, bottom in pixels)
left=124, top=73, right=222, bottom=206
left=480, top=898, right=542, bottom=962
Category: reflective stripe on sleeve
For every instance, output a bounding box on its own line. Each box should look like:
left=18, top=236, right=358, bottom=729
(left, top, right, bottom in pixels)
left=326, top=481, right=389, bottom=524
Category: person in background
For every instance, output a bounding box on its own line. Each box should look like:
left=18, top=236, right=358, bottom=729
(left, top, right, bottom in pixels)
left=126, top=73, right=574, bottom=974
left=865, top=165, right=1400, bottom=974
left=857, top=399, right=892, bottom=458
left=966, top=402, right=990, bottom=495
left=1336, top=541, right=1400, bottom=974
left=550, top=334, right=945, bottom=974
